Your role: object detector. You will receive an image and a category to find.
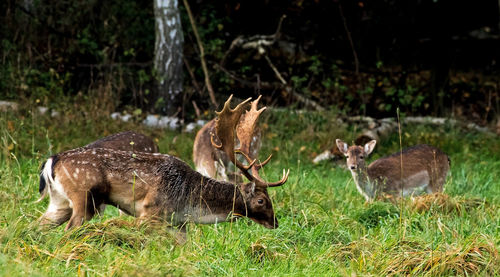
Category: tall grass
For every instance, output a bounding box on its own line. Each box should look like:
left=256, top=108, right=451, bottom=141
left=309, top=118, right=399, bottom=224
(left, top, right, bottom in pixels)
left=0, top=101, right=498, bottom=276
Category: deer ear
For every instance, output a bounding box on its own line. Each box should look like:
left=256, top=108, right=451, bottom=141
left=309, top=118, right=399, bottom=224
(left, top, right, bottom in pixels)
left=336, top=139, right=349, bottom=156
left=243, top=182, right=256, bottom=194
left=364, top=140, right=377, bottom=155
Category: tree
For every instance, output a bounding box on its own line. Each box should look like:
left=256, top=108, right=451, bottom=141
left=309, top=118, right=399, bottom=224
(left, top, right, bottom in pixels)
left=153, top=0, right=184, bottom=115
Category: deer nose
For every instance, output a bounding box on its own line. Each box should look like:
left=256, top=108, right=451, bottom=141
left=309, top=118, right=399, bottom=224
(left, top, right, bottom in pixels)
left=350, top=165, right=357, bottom=170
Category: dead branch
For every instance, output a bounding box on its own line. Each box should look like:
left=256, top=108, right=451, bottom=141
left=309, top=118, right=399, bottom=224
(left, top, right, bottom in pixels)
left=291, top=91, right=326, bottom=112
left=264, top=55, right=287, bottom=85
left=213, top=64, right=279, bottom=90
left=183, top=57, right=203, bottom=97
left=343, top=116, right=494, bottom=144
left=220, top=15, right=286, bottom=66
left=337, top=1, right=359, bottom=76
left=313, top=115, right=495, bottom=164
left=182, top=0, right=218, bottom=107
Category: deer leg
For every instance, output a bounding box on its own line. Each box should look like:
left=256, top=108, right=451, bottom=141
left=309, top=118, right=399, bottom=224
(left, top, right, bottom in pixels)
left=40, top=187, right=72, bottom=226
left=64, top=192, right=98, bottom=230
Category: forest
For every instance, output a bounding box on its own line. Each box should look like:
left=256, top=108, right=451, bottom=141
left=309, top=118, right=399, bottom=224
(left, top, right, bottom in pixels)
left=0, top=0, right=499, bottom=276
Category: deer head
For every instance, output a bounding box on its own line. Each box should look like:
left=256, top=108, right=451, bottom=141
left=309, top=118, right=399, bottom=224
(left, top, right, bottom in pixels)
left=336, top=139, right=376, bottom=172
left=211, top=95, right=289, bottom=227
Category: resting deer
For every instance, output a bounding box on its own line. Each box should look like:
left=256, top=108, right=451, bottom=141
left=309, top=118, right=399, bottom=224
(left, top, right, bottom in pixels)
left=83, top=130, right=159, bottom=153
left=193, top=96, right=263, bottom=181
left=336, top=139, right=450, bottom=201
left=38, top=96, right=289, bottom=231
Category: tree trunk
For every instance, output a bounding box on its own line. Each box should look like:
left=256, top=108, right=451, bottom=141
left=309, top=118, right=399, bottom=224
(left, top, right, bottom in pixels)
left=154, top=0, right=184, bottom=115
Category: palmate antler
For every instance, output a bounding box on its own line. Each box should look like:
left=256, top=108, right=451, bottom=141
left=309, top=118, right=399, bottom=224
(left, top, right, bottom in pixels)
left=211, top=95, right=289, bottom=187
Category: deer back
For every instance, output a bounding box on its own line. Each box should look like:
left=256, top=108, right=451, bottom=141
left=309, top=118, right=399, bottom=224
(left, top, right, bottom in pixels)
left=368, top=144, right=450, bottom=194
left=193, top=119, right=227, bottom=179
left=84, top=131, right=159, bottom=153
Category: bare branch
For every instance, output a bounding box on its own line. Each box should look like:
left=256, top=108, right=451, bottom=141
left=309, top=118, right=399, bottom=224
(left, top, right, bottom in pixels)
left=182, top=0, right=218, bottom=107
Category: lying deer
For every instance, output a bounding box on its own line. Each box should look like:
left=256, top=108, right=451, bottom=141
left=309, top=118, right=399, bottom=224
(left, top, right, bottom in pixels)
left=193, top=96, right=263, bottom=181
left=38, top=96, right=289, bottom=231
left=336, top=139, right=450, bottom=201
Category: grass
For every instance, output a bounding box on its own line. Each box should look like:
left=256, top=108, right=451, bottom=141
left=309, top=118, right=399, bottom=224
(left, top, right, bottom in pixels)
left=0, top=100, right=499, bottom=276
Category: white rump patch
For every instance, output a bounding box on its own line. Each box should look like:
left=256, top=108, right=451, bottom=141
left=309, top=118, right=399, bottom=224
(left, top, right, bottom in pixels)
left=42, top=159, right=73, bottom=210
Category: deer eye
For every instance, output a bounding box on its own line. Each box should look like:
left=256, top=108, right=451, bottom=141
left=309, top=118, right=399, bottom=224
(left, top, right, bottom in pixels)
left=257, top=199, right=264, bottom=205
left=346, top=155, right=349, bottom=158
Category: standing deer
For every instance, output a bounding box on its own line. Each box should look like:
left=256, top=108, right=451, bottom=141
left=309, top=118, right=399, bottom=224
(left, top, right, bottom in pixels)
left=39, top=131, right=159, bottom=201
left=336, top=139, right=450, bottom=201
left=193, top=96, right=263, bottom=181
left=38, top=96, right=289, bottom=231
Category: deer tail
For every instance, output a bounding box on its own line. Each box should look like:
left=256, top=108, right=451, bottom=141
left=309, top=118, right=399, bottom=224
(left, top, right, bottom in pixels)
left=36, top=157, right=56, bottom=203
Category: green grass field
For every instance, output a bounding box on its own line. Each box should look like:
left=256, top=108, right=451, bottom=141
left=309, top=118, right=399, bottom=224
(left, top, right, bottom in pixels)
left=0, top=104, right=499, bottom=276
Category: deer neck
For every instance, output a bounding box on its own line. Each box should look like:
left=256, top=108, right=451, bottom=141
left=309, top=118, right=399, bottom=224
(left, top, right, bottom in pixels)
left=168, top=173, right=247, bottom=225
left=350, top=164, right=377, bottom=201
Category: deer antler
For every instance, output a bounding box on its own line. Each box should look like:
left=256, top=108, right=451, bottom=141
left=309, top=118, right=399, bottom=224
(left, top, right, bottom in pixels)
left=211, top=95, right=289, bottom=187
left=236, top=95, right=272, bottom=174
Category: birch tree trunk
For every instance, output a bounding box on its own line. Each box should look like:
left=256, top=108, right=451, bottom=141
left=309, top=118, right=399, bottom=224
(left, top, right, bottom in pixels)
left=154, top=0, right=184, bottom=115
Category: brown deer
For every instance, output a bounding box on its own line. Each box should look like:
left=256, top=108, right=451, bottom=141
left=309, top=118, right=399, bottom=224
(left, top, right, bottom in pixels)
left=38, top=131, right=159, bottom=201
left=336, top=139, right=450, bottom=201
left=193, top=96, right=263, bottom=181
left=38, top=96, right=289, bottom=231
left=83, top=130, right=159, bottom=153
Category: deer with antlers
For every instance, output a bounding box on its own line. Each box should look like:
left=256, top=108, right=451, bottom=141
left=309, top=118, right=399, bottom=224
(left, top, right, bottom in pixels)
left=336, top=139, right=450, bottom=201
left=193, top=96, right=263, bottom=181
left=38, top=96, right=289, bottom=231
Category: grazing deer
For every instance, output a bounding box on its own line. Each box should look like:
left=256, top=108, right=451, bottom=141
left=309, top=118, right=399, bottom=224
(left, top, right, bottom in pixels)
left=193, top=96, right=263, bottom=181
left=38, top=96, right=289, bottom=231
left=83, top=130, right=159, bottom=153
left=80, top=131, right=159, bottom=215
left=336, top=139, right=450, bottom=201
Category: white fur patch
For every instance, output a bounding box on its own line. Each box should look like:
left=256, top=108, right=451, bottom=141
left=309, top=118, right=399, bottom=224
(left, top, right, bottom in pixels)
left=43, top=159, right=73, bottom=211
left=183, top=207, right=228, bottom=224
left=196, top=164, right=211, bottom=178
left=401, top=170, right=430, bottom=197
left=350, top=171, right=373, bottom=201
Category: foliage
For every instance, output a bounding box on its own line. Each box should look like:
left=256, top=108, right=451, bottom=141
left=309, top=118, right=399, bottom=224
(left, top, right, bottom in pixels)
left=2, top=1, right=498, bottom=120
left=0, top=101, right=499, bottom=275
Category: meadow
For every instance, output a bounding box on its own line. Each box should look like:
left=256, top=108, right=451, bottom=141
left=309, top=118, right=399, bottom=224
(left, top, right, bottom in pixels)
left=0, top=100, right=499, bottom=276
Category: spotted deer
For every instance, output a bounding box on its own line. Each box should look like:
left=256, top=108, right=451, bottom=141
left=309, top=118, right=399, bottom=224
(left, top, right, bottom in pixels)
left=336, top=139, right=450, bottom=201
left=80, top=130, right=159, bottom=215
left=39, top=131, right=158, bottom=201
left=38, top=96, right=289, bottom=231
left=83, top=130, right=159, bottom=153
left=193, top=96, right=263, bottom=182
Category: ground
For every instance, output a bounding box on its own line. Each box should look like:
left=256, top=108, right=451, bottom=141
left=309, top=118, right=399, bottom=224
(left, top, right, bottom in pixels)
left=0, top=104, right=498, bottom=276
